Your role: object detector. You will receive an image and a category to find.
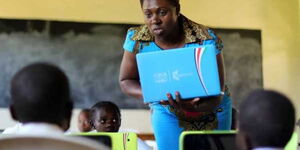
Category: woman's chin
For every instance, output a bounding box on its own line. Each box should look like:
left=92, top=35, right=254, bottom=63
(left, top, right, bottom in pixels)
left=152, top=30, right=164, bottom=37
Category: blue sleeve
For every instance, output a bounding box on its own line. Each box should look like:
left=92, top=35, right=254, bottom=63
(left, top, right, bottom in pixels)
left=123, top=29, right=137, bottom=53
left=207, top=29, right=224, bottom=55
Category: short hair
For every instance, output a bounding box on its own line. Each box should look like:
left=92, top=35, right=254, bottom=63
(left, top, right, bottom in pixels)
left=90, top=101, right=121, bottom=123
left=239, top=89, right=295, bottom=148
left=10, top=63, right=73, bottom=125
left=139, top=0, right=180, bottom=14
left=80, top=109, right=90, bottom=114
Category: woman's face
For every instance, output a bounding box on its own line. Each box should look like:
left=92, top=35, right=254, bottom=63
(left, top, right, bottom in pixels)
left=142, top=0, right=178, bottom=38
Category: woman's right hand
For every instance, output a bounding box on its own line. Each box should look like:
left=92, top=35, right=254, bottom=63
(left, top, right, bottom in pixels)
left=160, top=92, right=221, bottom=112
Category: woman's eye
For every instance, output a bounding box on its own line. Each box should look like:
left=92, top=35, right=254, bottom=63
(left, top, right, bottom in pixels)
left=159, top=10, right=167, bottom=16
left=112, top=119, right=117, bottom=123
left=144, top=12, right=152, bottom=18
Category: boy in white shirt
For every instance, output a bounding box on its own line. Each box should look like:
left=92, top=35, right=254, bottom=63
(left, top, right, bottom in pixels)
left=7, top=63, right=73, bottom=135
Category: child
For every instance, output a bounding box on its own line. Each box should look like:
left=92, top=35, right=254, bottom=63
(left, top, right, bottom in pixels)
left=90, top=101, right=121, bottom=132
left=90, top=101, right=152, bottom=150
left=237, top=89, right=295, bottom=150
left=6, top=63, right=73, bottom=134
left=78, top=109, right=92, bottom=132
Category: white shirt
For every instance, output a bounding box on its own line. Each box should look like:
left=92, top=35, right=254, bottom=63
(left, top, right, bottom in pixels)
left=3, top=122, right=64, bottom=135
left=2, top=123, right=23, bottom=134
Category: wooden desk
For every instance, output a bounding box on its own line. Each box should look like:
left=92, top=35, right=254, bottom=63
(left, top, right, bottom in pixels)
left=137, top=133, right=155, bottom=141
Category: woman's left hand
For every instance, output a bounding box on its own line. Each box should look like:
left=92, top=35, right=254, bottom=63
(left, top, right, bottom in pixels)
left=160, top=91, right=221, bottom=112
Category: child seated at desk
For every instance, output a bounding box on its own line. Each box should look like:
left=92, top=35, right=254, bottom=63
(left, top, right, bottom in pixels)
left=90, top=102, right=120, bottom=132
left=90, top=101, right=152, bottom=150
left=78, top=109, right=92, bottom=132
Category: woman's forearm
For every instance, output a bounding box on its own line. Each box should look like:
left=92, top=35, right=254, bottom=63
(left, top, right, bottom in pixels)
left=119, top=79, right=143, bottom=100
left=217, top=53, right=225, bottom=91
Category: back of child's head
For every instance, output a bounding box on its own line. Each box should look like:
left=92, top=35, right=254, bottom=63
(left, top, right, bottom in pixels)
left=90, top=101, right=121, bottom=132
left=10, top=63, right=73, bottom=127
left=239, top=89, right=295, bottom=148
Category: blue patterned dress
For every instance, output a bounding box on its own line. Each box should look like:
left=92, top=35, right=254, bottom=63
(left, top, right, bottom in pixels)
left=122, top=15, right=232, bottom=150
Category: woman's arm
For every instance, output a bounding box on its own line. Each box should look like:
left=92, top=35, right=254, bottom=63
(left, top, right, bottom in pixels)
left=119, top=50, right=143, bottom=100
left=217, top=52, right=225, bottom=92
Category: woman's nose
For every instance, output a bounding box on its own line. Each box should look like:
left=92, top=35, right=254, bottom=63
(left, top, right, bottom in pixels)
left=151, top=15, right=162, bottom=24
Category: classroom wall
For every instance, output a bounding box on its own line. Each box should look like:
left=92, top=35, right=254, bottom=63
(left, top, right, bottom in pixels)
left=0, top=0, right=299, bottom=130
left=0, top=108, right=153, bottom=133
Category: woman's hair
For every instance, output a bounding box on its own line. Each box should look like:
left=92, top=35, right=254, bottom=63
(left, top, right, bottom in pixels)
left=139, top=0, right=180, bottom=14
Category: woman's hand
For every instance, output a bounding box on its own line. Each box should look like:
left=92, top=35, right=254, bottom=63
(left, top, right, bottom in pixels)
left=160, top=92, right=221, bottom=112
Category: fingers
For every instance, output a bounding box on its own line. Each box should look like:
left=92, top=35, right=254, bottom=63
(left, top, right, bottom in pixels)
left=159, top=100, right=169, bottom=105
left=160, top=93, right=174, bottom=105
left=191, top=97, right=200, bottom=105
left=160, top=92, right=185, bottom=110
left=167, top=93, right=176, bottom=106
left=159, top=93, right=176, bottom=105
left=175, top=91, right=181, bottom=104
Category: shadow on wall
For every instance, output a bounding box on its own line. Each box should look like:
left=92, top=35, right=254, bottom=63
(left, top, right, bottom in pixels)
left=0, top=20, right=262, bottom=109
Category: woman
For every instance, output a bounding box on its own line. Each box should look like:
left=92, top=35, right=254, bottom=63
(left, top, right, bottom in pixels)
left=119, top=0, right=232, bottom=149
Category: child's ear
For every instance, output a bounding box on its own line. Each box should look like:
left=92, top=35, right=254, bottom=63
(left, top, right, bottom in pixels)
left=9, top=105, right=18, bottom=121
left=236, top=131, right=252, bottom=150
left=89, top=120, right=95, bottom=129
left=118, top=116, right=122, bottom=125
left=244, top=134, right=253, bottom=150
left=118, top=117, right=122, bottom=127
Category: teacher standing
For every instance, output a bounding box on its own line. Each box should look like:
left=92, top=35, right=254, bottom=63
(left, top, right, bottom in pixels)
left=119, top=0, right=232, bottom=149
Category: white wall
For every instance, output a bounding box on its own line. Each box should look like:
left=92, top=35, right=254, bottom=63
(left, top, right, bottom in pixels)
left=0, top=108, right=153, bottom=133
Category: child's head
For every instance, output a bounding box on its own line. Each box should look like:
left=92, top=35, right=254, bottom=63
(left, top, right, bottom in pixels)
left=90, top=101, right=121, bottom=132
left=238, top=89, right=295, bottom=149
left=10, top=63, right=73, bottom=129
left=78, top=109, right=92, bottom=132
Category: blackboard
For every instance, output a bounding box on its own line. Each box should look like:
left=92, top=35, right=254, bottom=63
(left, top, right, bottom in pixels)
left=0, top=20, right=262, bottom=109
left=215, top=29, right=263, bottom=107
